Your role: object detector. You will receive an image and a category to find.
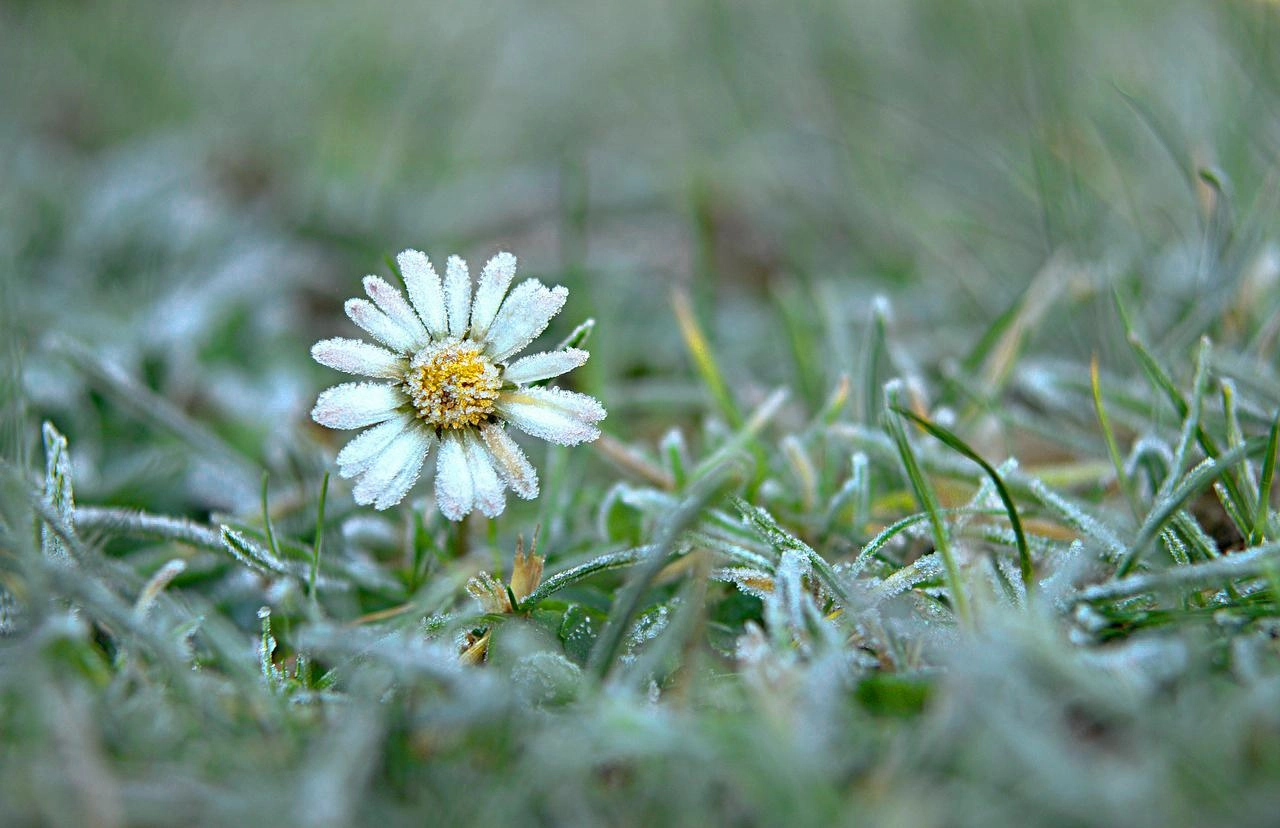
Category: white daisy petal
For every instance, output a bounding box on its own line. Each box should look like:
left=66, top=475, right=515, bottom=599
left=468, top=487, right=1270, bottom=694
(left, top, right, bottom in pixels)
left=363, top=276, right=428, bottom=346
left=374, top=444, right=431, bottom=509
left=502, top=348, right=590, bottom=385
left=312, top=382, right=404, bottom=430
left=444, top=255, right=472, bottom=338
left=336, top=414, right=414, bottom=477
left=396, top=249, right=448, bottom=338
left=434, top=435, right=475, bottom=521
left=469, top=252, right=518, bottom=341
left=481, top=423, right=539, bottom=499
left=497, top=387, right=606, bottom=446
left=464, top=434, right=506, bottom=518
left=352, top=426, right=432, bottom=509
left=483, top=280, right=569, bottom=362
left=311, top=337, right=405, bottom=379
left=503, top=386, right=606, bottom=422
left=344, top=298, right=418, bottom=353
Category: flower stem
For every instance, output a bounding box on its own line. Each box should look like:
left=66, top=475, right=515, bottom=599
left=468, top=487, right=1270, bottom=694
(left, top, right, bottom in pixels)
left=450, top=513, right=471, bottom=561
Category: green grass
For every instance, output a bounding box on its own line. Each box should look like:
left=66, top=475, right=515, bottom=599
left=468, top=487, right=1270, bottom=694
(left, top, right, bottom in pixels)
left=4, top=0, right=1280, bottom=825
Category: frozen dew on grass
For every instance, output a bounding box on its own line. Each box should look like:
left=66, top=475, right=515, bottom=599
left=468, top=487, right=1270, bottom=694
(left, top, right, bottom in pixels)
left=311, top=250, right=606, bottom=520
left=0, top=586, right=20, bottom=637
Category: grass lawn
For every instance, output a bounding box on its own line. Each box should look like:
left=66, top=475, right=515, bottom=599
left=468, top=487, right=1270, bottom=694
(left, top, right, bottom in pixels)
left=4, top=1, right=1280, bottom=825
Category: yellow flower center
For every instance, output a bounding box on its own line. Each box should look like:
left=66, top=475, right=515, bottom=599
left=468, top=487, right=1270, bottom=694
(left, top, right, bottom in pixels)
left=406, top=340, right=502, bottom=429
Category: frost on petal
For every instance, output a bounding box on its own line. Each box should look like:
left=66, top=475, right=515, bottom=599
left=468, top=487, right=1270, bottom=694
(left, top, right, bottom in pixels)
left=497, top=387, right=606, bottom=446
left=469, top=252, right=518, bottom=341
left=483, top=280, right=569, bottom=362
left=502, top=348, right=589, bottom=385
left=363, top=276, right=428, bottom=347
left=481, top=423, right=539, bottom=499
left=434, top=435, right=475, bottom=521
left=336, top=414, right=413, bottom=478
left=312, top=382, right=404, bottom=430
left=504, top=386, right=605, bottom=422
left=311, top=337, right=405, bottom=379
left=344, top=298, right=418, bottom=354
left=352, top=426, right=432, bottom=509
left=444, top=255, right=472, bottom=338
left=464, top=434, right=506, bottom=518
left=396, top=249, right=448, bottom=338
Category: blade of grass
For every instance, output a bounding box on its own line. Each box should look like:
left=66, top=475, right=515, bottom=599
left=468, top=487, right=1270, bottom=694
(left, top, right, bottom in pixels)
left=774, top=282, right=824, bottom=406
left=1171, top=510, right=1221, bottom=561
left=780, top=435, right=818, bottom=513
left=1118, top=436, right=1269, bottom=576
left=1147, top=337, right=1212, bottom=549
left=672, top=288, right=743, bottom=429
left=976, top=257, right=1068, bottom=397
left=522, top=546, right=652, bottom=609
left=1222, top=380, right=1257, bottom=494
left=661, top=429, right=689, bottom=490
left=1115, top=86, right=1200, bottom=206
left=555, top=318, right=595, bottom=352
left=732, top=497, right=852, bottom=609
left=221, top=527, right=288, bottom=578
left=893, top=407, right=1033, bottom=593
left=818, top=373, right=852, bottom=427
left=1252, top=410, right=1280, bottom=546
left=1115, top=299, right=1254, bottom=534
left=261, top=471, right=281, bottom=562
left=852, top=507, right=1007, bottom=579
left=1081, top=538, right=1280, bottom=604
left=883, top=383, right=970, bottom=624
left=823, top=451, right=867, bottom=535
left=858, top=298, right=889, bottom=424
left=688, top=387, right=788, bottom=485
left=1091, top=355, right=1141, bottom=518
left=310, top=472, right=329, bottom=604
left=588, top=466, right=736, bottom=679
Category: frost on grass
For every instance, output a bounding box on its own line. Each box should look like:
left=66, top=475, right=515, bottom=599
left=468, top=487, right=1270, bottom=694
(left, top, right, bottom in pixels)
left=711, top=566, right=775, bottom=599
left=872, top=553, right=944, bottom=604
left=41, top=421, right=75, bottom=565
left=1025, top=476, right=1127, bottom=562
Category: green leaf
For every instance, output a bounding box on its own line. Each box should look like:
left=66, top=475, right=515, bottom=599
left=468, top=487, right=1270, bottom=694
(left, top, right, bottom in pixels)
left=856, top=673, right=933, bottom=717
left=558, top=604, right=601, bottom=666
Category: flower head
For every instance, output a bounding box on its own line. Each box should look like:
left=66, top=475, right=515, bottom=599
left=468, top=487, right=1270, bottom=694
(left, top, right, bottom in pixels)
left=311, top=250, right=605, bottom=520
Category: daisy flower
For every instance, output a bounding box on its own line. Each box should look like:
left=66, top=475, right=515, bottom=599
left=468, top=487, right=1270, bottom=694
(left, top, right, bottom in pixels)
left=310, top=250, right=605, bottom=520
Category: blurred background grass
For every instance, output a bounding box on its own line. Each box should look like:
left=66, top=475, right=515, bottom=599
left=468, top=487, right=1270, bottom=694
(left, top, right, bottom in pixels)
left=5, top=0, right=1277, bottom=488
left=5, top=1, right=1280, bottom=825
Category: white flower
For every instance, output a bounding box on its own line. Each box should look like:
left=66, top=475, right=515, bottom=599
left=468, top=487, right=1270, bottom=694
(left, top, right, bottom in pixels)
left=311, top=250, right=605, bottom=520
